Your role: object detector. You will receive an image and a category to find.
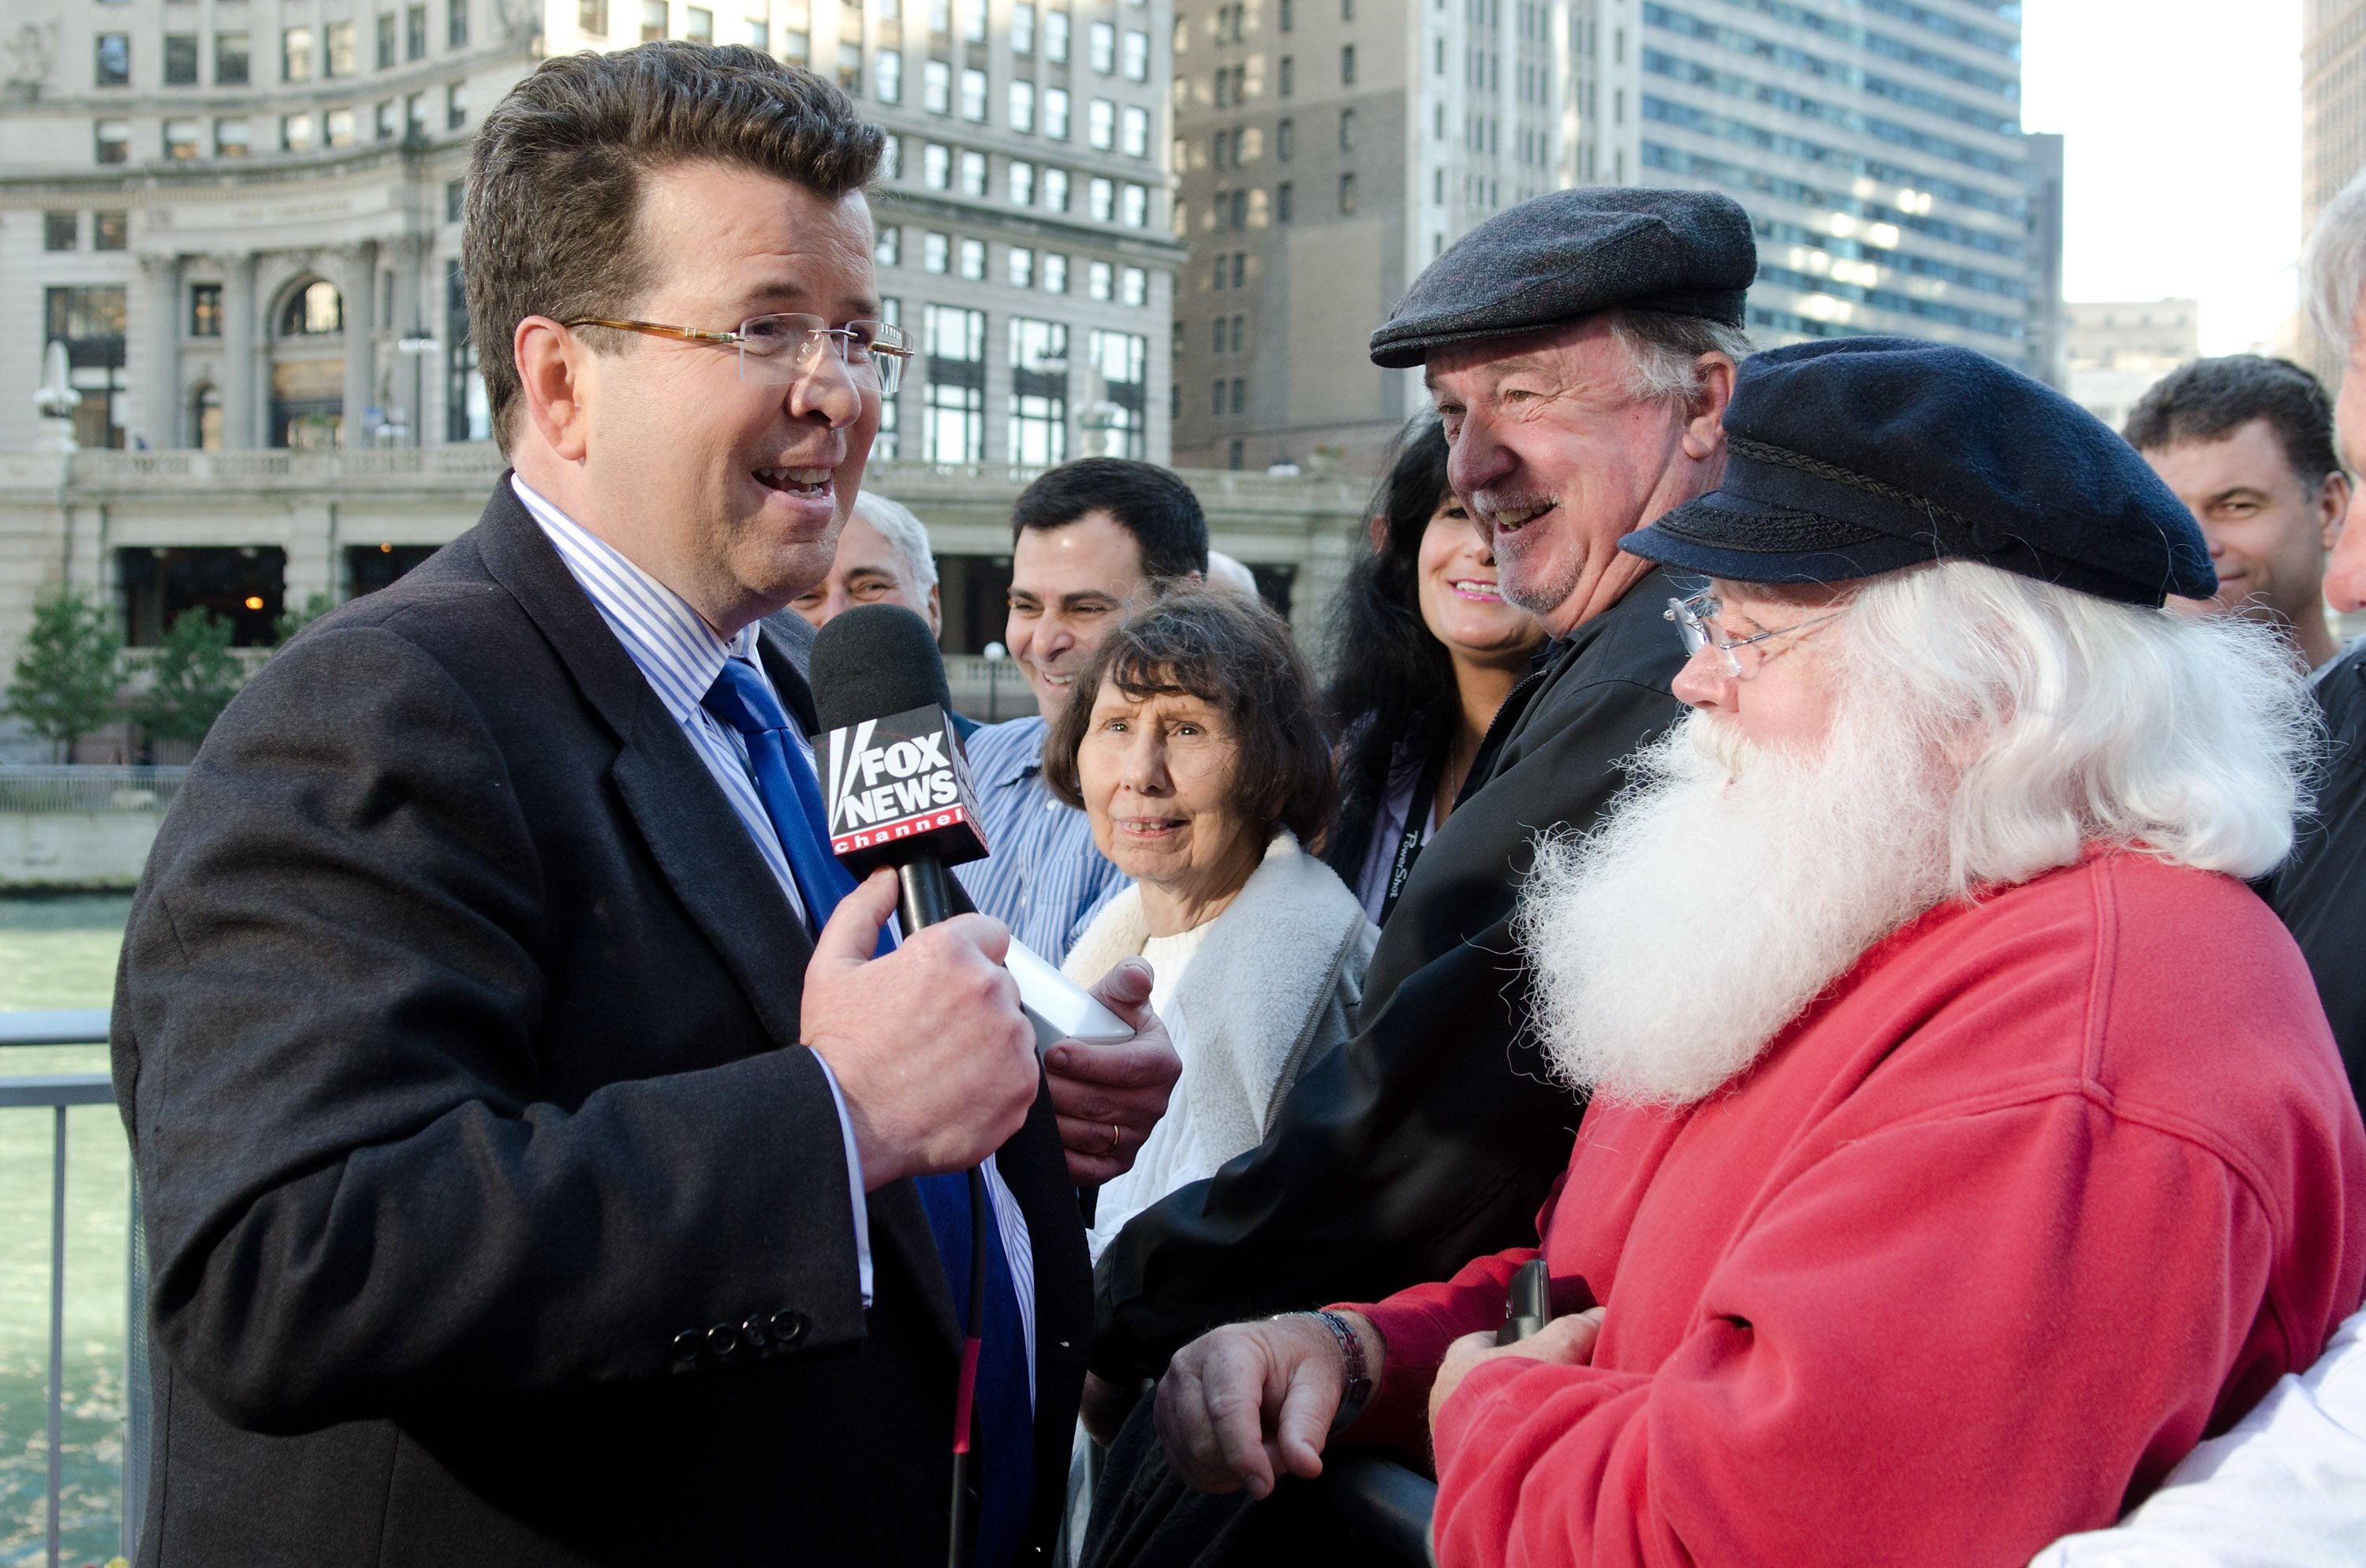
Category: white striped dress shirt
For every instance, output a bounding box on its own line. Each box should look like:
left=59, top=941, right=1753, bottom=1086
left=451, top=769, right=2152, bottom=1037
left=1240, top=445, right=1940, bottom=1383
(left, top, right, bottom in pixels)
left=515, top=479, right=1034, bottom=1391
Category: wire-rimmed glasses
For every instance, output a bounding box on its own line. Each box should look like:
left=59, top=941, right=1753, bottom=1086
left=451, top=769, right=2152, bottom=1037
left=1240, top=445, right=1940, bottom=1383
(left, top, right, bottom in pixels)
left=562, top=312, right=912, bottom=395
left=1664, top=589, right=1845, bottom=678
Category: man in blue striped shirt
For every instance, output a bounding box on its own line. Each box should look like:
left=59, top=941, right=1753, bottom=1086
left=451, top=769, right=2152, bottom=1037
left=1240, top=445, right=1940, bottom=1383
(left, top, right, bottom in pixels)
left=953, top=460, right=1211, bottom=963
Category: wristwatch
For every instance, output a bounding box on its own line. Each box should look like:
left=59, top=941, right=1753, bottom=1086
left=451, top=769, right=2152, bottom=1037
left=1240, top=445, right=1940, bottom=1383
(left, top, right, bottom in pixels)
left=1299, top=1309, right=1375, bottom=1434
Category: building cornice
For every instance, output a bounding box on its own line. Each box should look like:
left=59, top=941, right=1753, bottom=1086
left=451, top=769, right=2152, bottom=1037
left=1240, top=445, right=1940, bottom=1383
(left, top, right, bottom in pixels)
left=0, top=133, right=466, bottom=201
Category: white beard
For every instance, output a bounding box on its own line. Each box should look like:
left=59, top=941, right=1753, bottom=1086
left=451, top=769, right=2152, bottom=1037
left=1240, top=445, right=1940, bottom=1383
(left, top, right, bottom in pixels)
left=1515, top=701, right=1957, bottom=1108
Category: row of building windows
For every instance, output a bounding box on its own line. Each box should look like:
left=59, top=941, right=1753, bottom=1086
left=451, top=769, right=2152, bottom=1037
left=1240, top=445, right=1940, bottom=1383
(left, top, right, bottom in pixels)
left=1748, top=212, right=2027, bottom=302
left=1203, top=47, right=1354, bottom=104
left=1753, top=261, right=2022, bottom=338
left=898, top=307, right=1148, bottom=464
left=875, top=225, right=1151, bottom=304
left=1185, top=0, right=1371, bottom=49
left=1860, top=0, right=2017, bottom=61
left=92, top=7, right=464, bottom=90
left=1642, top=50, right=2023, bottom=177
left=1640, top=136, right=2026, bottom=260
left=85, top=85, right=465, bottom=163
left=1645, top=6, right=2019, bottom=137
left=1188, top=171, right=1354, bottom=228
left=886, top=136, right=1153, bottom=224
left=1676, top=0, right=2020, bottom=97
left=875, top=67, right=1155, bottom=155
left=1644, top=108, right=2023, bottom=221
left=42, top=211, right=129, bottom=253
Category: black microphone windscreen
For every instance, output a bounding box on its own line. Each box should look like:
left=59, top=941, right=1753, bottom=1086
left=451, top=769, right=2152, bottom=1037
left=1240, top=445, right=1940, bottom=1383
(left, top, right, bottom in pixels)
left=811, top=604, right=953, bottom=731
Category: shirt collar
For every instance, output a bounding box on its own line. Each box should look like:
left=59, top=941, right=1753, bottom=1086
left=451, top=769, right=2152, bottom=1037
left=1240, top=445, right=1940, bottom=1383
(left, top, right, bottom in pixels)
left=512, top=476, right=762, bottom=724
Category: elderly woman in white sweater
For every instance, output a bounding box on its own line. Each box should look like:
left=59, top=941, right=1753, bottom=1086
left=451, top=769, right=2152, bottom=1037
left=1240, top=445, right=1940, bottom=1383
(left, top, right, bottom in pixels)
left=1041, top=585, right=1377, bottom=1260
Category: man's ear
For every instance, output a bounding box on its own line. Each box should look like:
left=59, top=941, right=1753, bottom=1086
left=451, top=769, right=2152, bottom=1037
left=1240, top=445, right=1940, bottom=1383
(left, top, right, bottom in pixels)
left=1680, top=353, right=1739, bottom=462
left=2320, top=471, right=2352, bottom=553
left=926, top=582, right=945, bottom=639
left=514, top=315, right=592, bottom=462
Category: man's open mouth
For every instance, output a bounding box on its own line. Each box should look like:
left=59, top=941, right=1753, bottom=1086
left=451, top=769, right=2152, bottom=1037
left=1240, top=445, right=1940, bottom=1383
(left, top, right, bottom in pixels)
left=756, top=467, right=833, bottom=496
left=1488, top=502, right=1555, bottom=535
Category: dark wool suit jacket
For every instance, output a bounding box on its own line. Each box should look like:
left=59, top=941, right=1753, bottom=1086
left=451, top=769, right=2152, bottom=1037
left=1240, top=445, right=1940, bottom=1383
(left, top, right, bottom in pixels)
left=1090, top=567, right=1689, bottom=1381
left=111, top=480, right=1090, bottom=1566
left=2270, top=641, right=2366, bottom=1109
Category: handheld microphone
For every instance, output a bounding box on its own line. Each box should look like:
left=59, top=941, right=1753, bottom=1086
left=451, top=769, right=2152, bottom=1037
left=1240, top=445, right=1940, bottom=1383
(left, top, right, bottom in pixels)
left=809, top=603, right=995, bottom=1568
left=810, top=604, right=987, bottom=937
left=810, top=604, right=1133, bottom=1044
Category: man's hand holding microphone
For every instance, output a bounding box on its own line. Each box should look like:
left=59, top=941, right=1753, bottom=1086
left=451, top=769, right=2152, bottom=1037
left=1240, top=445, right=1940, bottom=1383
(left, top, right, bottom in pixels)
left=800, top=872, right=1179, bottom=1185
left=797, top=603, right=1178, bottom=1187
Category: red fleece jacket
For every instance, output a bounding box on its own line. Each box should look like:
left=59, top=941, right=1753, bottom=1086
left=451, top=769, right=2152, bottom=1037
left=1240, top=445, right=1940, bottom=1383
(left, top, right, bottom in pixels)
left=1345, top=851, right=2366, bottom=1568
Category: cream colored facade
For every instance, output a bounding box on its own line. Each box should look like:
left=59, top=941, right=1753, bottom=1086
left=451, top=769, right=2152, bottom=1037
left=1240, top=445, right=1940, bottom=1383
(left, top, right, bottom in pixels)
left=0, top=0, right=1227, bottom=729
left=2063, top=297, right=2199, bottom=433
left=0, top=0, right=1182, bottom=460
left=0, top=444, right=1365, bottom=757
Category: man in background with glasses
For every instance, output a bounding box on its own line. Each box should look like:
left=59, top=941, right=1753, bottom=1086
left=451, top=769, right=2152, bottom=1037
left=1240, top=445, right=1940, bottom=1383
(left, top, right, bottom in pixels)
left=112, top=42, right=1175, bottom=1568
left=1156, top=338, right=2365, bottom=1566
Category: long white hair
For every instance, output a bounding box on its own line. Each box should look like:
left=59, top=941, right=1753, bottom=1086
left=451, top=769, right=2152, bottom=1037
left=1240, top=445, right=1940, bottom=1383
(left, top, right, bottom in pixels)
left=1849, top=559, right=2316, bottom=891
left=1512, top=558, right=2316, bottom=1108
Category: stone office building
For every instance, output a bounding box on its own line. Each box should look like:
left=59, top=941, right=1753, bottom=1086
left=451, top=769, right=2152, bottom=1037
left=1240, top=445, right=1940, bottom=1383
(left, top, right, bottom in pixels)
left=1166, top=0, right=2055, bottom=476
left=0, top=0, right=1188, bottom=679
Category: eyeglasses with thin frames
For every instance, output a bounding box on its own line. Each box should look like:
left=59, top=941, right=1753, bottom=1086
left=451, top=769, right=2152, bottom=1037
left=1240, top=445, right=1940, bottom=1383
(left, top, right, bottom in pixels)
left=562, top=312, right=912, bottom=396
left=1664, top=589, right=1845, bottom=679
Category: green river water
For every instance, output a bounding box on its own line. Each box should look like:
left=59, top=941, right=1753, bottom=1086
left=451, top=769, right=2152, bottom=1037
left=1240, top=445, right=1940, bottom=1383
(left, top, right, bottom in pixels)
left=0, top=894, right=134, bottom=1567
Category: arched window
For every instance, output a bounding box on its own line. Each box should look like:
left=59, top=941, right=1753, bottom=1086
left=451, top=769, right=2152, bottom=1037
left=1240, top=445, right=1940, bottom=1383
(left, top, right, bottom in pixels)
left=278, top=278, right=342, bottom=336
left=190, top=383, right=222, bottom=450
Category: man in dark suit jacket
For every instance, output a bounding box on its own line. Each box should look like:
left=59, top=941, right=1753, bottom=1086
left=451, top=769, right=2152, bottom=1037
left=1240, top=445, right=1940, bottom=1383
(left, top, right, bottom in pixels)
left=112, top=43, right=1174, bottom=1567
left=1081, top=189, right=1753, bottom=1564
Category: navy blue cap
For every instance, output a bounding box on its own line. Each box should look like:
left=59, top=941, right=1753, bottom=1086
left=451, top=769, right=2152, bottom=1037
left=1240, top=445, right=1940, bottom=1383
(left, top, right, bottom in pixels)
left=1368, top=187, right=1757, bottom=370
left=1621, top=337, right=2217, bottom=607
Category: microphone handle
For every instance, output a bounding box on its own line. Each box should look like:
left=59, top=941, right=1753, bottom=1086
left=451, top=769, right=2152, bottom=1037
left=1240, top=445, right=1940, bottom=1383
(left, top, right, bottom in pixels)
left=898, top=855, right=957, bottom=934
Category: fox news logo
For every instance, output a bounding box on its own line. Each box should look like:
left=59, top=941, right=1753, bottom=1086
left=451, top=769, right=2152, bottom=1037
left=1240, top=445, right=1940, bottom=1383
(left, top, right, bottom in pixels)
left=823, top=708, right=978, bottom=856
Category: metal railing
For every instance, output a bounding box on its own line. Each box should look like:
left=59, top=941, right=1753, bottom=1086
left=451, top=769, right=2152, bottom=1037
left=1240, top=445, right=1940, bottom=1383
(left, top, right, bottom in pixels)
left=0, top=768, right=187, bottom=814
left=944, top=658, right=1039, bottom=726
left=0, top=1008, right=1436, bottom=1566
left=2, top=1008, right=137, bottom=1568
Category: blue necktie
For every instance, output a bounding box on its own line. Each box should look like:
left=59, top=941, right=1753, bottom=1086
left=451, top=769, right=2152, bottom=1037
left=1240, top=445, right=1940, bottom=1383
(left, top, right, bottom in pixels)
left=701, top=656, right=1034, bottom=1568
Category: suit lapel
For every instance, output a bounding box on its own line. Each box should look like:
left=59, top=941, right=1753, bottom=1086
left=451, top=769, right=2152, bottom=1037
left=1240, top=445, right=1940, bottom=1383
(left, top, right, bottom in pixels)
left=468, top=476, right=815, bottom=1049
left=763, top=621, right=968, bottom=1349
left=471, top=480, right=1066, bottom=1377
left=1000, top=1074, right=1092, bottom=1511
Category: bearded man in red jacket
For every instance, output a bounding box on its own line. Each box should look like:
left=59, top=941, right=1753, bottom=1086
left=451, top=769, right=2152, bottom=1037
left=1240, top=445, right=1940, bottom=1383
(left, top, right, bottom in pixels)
left=1149, top=336, right=2366, bottom=1567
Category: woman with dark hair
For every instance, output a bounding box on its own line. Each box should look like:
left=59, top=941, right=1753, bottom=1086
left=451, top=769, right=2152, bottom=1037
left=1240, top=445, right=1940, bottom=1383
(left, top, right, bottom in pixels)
left=1321, top=417, right=1546, bottom=921
left=1041, top=585, right=1376, bottom=1257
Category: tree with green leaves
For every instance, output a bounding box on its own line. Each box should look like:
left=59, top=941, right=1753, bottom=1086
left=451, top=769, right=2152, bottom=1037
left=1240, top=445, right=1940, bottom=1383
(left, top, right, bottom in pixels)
left=137, top=608, right=245, bottom=748
left=5, top=586, right=124, bottom=762
left=274, top=592, right=337, bottom=646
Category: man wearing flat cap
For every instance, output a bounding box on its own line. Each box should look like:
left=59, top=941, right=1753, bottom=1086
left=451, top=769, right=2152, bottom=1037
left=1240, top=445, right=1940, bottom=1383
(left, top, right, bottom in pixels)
left=1158, top=336, right=2366, bottom=1564
left=1083, top=187, right=1752, bottom=1560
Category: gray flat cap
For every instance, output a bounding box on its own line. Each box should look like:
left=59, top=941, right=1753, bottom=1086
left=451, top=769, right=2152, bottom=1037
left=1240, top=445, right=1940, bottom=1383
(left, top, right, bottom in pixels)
left=1368, top=187, right=1758, bottom=369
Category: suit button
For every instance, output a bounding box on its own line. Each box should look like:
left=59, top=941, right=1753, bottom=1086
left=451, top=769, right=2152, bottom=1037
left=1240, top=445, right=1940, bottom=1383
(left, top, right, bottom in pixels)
left=769, top=1310, right=808, bottom=1347
left=671, top=1330, right=702, bottom=1363
left=741, top=1314, right=771, bottom=1352
left=707, top=1323, right=741, bottom=1358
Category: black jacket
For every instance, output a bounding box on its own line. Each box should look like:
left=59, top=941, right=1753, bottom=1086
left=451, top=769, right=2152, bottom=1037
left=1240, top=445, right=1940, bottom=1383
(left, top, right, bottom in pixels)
left=2269, top=641, right=2366, bottom=1107
left=113, top=481, right=1090, bottom=1566
left=1091, top=567, right=1689, bottom=1380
